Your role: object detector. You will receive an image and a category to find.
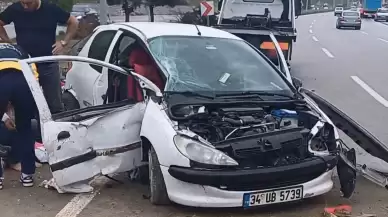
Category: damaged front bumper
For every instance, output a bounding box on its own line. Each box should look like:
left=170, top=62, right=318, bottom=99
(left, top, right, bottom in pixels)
left=161, top=164, right=335, bottom=207
left=168, top=155, right=338, bottom=191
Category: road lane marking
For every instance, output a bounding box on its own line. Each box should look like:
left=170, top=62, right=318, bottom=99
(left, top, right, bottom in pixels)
left=309, top=29, right=313, bottom=33
left=361, top=31, right=368, bottom=35
left=351, top=76, right=388, bottom=107
left=310, top=25, right=313, bottom=28
left=313, top=19, right=316, bottom=22
left=56, top=177, right=110, bottom=217
left=378, top=38, right=388, bottom=43
left=312, top=36, right=319, bottom=41
left=321, top=48, right=334, bottom=58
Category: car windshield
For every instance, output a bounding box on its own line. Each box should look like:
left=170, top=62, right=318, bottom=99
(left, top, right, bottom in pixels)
left=378, top=8, right=388, bottom=12
left=148, top=36, right=293, bottom=95
left=343, top=11, right=359, bottom=16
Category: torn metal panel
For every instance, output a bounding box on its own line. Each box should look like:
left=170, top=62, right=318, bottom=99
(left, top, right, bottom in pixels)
left=302, top=88, right=388, bottom=163
left=45, top=103, right=145, bottom=187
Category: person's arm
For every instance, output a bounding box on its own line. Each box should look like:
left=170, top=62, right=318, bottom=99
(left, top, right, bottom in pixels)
left=55, top=6, right=78, bottom=45
left=0, top=5, right=14, bottom=43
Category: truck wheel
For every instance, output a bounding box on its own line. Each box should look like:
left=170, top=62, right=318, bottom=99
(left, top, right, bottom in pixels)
left=149, top=146, right=170, bottom=205
left=62, top=91, right=80, bottom=111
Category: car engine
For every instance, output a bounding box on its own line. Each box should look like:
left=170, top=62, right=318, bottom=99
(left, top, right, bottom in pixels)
left=173, top=105, right=332, bottom=167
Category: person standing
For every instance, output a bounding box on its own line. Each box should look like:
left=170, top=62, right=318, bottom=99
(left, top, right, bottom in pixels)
left=0, top=0, right=78, bottom=114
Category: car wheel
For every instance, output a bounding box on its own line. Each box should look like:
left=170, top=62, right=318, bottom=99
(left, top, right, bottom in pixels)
left=355, top=26, right=361, bottom=30
left=336, top=24, right=340, bottom=29
left=374, top=19, right=379, bottom=21
left=62, top=91, right=80, bottom=111
left=149, top=146, right=170, bottom=205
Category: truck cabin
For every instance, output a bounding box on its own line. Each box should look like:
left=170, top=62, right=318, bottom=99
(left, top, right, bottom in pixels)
left=215, top=0, right=300, bottom=67
left=217, top=0, right=301, bottom=29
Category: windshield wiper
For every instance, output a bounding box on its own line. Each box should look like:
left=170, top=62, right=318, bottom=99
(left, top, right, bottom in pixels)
left=165, top=91, right=215, bottom=99
left=215, top=91, right=297, bottom=100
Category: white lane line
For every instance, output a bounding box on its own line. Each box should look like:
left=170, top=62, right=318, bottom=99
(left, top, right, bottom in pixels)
left=310, top=25, right=313, bottom=28
left=309, top=29, right=313, bottom=33
left=321, top=48, right=334, bottom=58
left=312, top=36, right=319, bottom=41
left=313, top=19, right=316, bottom=22
left=351, top=76, right=388, bottom=107
left=56, top=177, right=110, bottom=217
left=378, top=38, right=388, bottom=43
left=361, top=31, right=368, bottom=35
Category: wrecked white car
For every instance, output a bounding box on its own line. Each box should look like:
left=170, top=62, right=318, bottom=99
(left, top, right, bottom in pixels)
left=17, top=23, right=357, bottom=208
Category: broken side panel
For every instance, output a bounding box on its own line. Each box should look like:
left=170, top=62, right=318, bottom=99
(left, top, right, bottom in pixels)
left=45, top=103, right=145, bottom=187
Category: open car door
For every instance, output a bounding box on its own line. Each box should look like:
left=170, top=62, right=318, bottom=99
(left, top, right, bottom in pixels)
left=269, top=33, right=292, bottom=83
left=18, top=56, right=162, bottom=192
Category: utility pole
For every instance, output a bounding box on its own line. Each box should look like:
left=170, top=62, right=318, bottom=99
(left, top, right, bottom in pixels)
left=99, top=0, right=108, bottom=25
left=306, top=0, right=309, bottom=10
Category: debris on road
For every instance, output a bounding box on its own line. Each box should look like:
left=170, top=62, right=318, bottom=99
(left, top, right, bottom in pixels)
left=323, top=205, right=352, bottom=217
left=323, top=205, right=377, bottom=217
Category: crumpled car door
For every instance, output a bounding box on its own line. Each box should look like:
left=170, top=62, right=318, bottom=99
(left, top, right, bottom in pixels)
left=269, top=33, right=292, bottom=83
left=18, top=56, right=162, bottom=192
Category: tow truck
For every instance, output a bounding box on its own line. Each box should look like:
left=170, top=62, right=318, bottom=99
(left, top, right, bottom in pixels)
left=212, top=0, right=301, bottom=72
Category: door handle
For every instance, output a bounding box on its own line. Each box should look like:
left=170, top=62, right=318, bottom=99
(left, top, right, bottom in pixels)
left=57, top=131, right=70, bottom=140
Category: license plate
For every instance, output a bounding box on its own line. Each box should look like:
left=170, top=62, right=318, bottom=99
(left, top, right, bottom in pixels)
left=243, top=186, right=303, bottom=207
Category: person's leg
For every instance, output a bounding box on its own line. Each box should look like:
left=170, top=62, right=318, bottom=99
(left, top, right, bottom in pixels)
left=8, top=72, right=36, bottom=187
left=37, top=63, right=64, bottom=114
left=0, top=74, right=12, bottom=189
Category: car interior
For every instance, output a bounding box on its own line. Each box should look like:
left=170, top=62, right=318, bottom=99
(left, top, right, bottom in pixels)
left=108, top=35, right=165, bottom=104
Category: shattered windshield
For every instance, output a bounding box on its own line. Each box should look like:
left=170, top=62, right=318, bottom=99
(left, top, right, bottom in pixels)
left=148, top=36, right=292, bottom=94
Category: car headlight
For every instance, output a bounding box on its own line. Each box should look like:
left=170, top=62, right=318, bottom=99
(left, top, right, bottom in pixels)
left=173, top=135, right=238, bottom=166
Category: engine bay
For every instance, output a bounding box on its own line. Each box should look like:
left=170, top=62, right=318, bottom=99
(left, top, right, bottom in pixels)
left=171, top=104, right=337, bottom=167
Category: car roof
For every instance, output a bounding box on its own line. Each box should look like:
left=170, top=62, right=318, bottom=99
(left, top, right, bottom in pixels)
left=112, top=22, right=243, bottom=40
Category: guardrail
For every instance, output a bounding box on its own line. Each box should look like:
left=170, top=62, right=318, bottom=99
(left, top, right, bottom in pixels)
left=300, top=9, right=334, bottom=15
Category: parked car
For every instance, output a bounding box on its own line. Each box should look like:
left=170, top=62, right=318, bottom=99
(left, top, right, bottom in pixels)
left=32, top=22, right=358, bottom=207
left=71, top=4, right=98, bottom=20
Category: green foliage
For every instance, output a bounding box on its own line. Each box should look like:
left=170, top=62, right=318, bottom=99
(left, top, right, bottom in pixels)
left=48, top=0, right=75, bottom=12
left=144, top=0, right=187, bottom=7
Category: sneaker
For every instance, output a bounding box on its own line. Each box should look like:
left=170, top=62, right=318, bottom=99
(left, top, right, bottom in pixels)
left=0, top=178, right=3, bottom=190
left=20, top=175, right=34, bottom=187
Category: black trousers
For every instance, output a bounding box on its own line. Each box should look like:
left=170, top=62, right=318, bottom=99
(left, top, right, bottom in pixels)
left=0, top=71, right=36, bottom=176
left=37, top=63, right=64, bottom=114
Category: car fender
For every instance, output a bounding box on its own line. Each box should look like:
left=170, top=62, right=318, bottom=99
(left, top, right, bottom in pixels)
left=302, top=88, right=388, bottom=163
left=140, top=99, right=190, bottom=167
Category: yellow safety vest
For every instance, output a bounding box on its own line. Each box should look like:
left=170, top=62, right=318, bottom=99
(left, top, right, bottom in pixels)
left=0, top=60, right=39, bottom=80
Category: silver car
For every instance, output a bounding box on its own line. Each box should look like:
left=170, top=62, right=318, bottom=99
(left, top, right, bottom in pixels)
left=374, top=7, right=388, bottom=21
left=336, top=11, right=361, bottom=30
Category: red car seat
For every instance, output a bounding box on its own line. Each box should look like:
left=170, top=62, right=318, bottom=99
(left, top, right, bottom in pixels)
left=127, top=48, right=164, bottom=101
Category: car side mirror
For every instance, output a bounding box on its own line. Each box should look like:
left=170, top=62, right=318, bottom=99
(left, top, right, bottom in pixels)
left=292, top=77, right=303, bottom=89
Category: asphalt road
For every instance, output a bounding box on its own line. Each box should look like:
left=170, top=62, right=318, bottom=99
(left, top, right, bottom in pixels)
left=1, top=12, right=388, bottom=217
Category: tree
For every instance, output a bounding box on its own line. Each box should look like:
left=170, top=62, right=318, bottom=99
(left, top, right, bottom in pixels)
left=48, top=0, right=74, bottom=12
left=123, top=0, right=142, bottom=22
left=144, top=0, right=187, bottom=22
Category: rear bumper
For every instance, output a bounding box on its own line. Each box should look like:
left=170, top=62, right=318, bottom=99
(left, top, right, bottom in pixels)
left=338, top=22, right=361, bottom=27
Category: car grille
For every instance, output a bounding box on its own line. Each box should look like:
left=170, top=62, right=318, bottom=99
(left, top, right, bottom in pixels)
left=217, top=170, right=323, bottom=191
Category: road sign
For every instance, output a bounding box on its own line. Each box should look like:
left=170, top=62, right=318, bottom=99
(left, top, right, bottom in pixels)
left=200, top=1, right=214, bottom=16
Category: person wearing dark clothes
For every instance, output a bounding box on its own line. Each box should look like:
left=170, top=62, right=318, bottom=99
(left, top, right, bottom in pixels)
left=0, top=43, right=38, bottom=189
left=0, top=0, right=78, bottom=114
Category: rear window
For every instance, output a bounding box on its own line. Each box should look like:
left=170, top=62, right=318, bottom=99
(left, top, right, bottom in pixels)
left=336, top=7, right=343, bottom=10
left=343, top=11, right=359, bottom=16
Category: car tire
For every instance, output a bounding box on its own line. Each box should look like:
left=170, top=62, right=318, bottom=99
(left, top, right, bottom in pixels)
left=149, top=146, right=170, bottom=205
left=355, top=26, right=361, bottom=30
left=336, top=24, right=340, bottom=29
left=374, top=19, right=379, bottom=21
left=62, top=91, right=80, bottom=111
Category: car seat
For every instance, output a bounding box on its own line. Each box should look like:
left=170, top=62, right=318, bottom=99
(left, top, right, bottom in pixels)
left=127, top=48, right=164, bottom=101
